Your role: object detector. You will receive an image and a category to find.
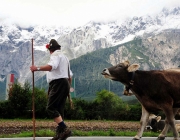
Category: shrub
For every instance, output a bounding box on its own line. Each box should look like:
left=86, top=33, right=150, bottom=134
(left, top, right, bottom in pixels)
left=8, top=82, right=31, bottom=118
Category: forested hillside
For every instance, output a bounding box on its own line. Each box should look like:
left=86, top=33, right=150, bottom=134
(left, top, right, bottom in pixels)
left=70, top=46, right=124, bottom=100
left=0, top=80, right=6, bottom=100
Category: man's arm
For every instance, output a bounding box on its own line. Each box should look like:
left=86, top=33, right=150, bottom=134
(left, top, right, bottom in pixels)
left=30, top=65, right=52, bottom=72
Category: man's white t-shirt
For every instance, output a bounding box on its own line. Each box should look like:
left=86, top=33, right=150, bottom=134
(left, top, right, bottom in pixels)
left=46, top=50, right=72, bottom=83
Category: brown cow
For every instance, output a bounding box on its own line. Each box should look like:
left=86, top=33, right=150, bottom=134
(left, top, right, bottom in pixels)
left=101, top=60, right=180, bottom=140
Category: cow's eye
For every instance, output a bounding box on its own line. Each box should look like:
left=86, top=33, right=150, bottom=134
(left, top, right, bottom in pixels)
left=118, top=65, right=122, bottom=68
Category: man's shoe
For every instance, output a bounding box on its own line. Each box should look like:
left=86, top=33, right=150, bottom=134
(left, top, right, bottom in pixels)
left=51, top=126, right=72, bottom=140
left=51, top=126, right=62, bottom=140
left=58, top=127, right=72, bottom=140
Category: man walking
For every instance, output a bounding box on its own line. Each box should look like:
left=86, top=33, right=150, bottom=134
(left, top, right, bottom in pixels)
left=30, top=39, right=72, bottom=140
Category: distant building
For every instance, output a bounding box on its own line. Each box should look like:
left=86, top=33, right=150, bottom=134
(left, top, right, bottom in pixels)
left=6, top=74, right=14, bottom=100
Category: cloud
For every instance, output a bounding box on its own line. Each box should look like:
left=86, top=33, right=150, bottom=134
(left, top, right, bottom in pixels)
left=0, top=0, right=180, bottom=28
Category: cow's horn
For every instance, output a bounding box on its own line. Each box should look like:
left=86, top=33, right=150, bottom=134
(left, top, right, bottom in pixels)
left=156, top=116, right=161, bottom=122
left=124, top=60, right=130, bottom=66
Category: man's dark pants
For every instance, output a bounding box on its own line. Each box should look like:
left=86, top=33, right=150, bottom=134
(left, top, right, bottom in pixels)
left=46, top=78, right=70, bottom=119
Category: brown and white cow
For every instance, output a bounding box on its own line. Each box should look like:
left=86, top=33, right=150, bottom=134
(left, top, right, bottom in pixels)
left=147, top=114, right=180, bottom=133
left=146, top=114, right=164, bottom=132
left=101, top=60, right=180, bottom=140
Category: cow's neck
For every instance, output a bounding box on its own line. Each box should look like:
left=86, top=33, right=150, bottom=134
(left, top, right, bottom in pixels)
left=125, top=71, right=136, bottom=92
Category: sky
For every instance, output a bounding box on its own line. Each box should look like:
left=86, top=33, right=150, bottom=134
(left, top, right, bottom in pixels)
left=0, top=0, right=180, bottom=28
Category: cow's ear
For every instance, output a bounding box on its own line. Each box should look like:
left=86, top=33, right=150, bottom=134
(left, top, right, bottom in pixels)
left=127, top=64, right=140, bottom=72
left=156, top=116, right=161, bottom=122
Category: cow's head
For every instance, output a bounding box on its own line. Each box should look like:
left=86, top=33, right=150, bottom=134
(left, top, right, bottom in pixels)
left=101, top=60, right=140, bottom=84
left=146, top=114, right=162, bottom=130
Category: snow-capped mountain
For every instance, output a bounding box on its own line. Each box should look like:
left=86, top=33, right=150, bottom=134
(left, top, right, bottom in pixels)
left=57, top=7, right=180, bottom=59
left=0, top=6, right=180, bottom=83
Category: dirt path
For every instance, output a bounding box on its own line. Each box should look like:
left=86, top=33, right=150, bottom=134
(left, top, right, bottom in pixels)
left=0, top=120, right=140, bottom=135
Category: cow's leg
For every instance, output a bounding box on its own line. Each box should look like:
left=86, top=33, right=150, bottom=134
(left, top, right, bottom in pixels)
left=133, top=105, right=149, bottom=140
left=156, top=118, right=170, bottom=140
left=157, top=108, right=179, bottom=140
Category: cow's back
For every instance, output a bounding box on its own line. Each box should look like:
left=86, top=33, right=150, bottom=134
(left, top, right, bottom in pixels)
left=133, top=69, right=180, bottom=110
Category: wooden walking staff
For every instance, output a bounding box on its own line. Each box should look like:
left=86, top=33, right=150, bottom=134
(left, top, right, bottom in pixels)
left=31, top=38, right=36, bottom=140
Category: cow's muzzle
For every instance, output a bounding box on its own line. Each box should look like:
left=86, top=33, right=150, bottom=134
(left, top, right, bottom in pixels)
left=101, top=68, right=110, bottom=76
left=101, top=68, right=114, bottom=79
